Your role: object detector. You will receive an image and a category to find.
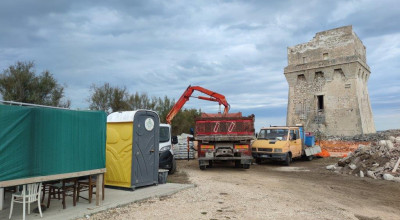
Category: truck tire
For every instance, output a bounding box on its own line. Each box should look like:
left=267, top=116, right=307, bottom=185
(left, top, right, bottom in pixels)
left=199, top=160, right=206, bottom=170
left=284, top=153, right=292, bottom=166
left=243, top=164, right=250, bottom=169
left=169, top=158, right=177, bottom=175
left=208, top=161, right=213, bottom=168
left=235, top=160, right=241, bottom=168
left=255, top=158, right=262, bottom=164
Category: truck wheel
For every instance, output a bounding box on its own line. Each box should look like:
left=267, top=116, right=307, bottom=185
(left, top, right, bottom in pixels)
left=235, top=160, right=241, bottom=168
left=255, top=158, right=262, bottom=164
left=208, top=161, right=213, bottom=168
left=199, top=160, right=207, bottom=170
left=169, top=158, right=177, bottom=175
left=284, top=153, right=291, bottom=166
left=243, top=164, right=250, bottom=169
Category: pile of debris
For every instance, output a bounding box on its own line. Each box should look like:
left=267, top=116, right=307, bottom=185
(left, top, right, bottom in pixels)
left=324, top=129, right=400, bottom=142
left=326, top=136, right=400, bottom=182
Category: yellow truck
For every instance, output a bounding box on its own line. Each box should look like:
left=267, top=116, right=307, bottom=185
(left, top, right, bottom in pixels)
left=251, top=126, right=321, bottom=166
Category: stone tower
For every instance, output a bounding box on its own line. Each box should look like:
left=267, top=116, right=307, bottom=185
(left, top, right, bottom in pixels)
left=284, top=25, right=375, bottom=136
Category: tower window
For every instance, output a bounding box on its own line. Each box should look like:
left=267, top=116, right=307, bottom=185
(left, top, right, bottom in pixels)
left=302, top=57, right=306, bottom=63
left=315, top=71, right=324, bottom=79
left=297, top=74, right=306, bottom=82
left=323, top=53, right=329, bottom=60
left=317, top=95, right=324, bottom=111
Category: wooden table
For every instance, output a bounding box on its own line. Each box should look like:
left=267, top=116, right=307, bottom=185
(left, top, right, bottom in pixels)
left=0, top=168, right=105, bottom=210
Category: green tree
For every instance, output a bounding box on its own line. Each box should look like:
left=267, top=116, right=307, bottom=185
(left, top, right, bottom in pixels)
left=0, top=61, right=70, bottom=107
left=127, top=92, right=158, bottom=110
left=88, top=83, right=130, bottom=113
left=154, top=95, right=175, bottom=123
left=170, top=108, right=201, bottom=135
left=110, top=86, right=130, bottom=112
left=87, top=83, right=201, bottom=134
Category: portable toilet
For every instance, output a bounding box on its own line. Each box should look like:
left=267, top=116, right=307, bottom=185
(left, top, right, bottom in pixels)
left=105, top=110, right=160, bottom=189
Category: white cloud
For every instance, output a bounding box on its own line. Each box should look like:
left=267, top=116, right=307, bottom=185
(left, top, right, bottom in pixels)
left=374, top=109, right=400, bottom=131
left=328, top=0, right=371, bottom=22
left=0, top=0, right=399, bottom=131
left=254, top=116, right=287, bottom=132
left=366, top=33, right=400, bottom=63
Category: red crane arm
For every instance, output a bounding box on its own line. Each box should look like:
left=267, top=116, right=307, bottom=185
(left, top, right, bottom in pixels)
left=166, top=85, right=230, bottom=124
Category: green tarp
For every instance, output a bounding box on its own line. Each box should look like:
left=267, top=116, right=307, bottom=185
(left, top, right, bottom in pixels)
left=0, top=104, right=106, bottom=182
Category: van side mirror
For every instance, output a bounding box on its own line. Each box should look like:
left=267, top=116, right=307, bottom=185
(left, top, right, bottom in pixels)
left=172, top=136, right=178, bottom=144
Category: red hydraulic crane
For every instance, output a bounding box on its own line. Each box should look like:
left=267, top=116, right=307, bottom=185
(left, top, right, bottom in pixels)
left=166, top=85, right=230, bottom=124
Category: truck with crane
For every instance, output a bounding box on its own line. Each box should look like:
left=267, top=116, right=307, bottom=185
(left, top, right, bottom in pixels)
left=166, top=85, right=254, bottom=170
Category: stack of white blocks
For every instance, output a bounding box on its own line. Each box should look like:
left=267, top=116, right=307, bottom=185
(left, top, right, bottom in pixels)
left=174, top=133, right=195, bottom=159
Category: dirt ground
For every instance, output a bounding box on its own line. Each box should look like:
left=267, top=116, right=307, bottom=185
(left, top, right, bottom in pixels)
left=85, top=158, right=400, bottom=220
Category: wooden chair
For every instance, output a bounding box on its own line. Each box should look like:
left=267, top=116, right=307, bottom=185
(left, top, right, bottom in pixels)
left=76, top=175, right=104, bottom=203
left=9, top=182, right=42, bottom=220
left=47, top=178, right=77, bottom=209
left=41, top=180, right=59, bottom=203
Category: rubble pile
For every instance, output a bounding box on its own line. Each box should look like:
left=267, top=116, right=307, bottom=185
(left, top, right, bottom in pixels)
left=326, top=135, right=400, bottom=182
left=324, top=129, right=400, bottom=142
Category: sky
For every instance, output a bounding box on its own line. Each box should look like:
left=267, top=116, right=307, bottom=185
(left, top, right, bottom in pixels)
left=0, top=0, right=399, bottom=132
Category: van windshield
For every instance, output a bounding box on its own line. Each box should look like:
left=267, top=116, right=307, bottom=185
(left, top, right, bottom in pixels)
left=159, top=127, right=170, bottom=143
left=258, top=129, right=289, bottom=141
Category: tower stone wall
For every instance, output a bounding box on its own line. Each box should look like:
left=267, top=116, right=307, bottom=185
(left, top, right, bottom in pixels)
left=284, top=26, right=375, bottom=136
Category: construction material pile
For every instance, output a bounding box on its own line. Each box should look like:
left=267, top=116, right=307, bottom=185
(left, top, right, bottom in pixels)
left=318, top=129, right=400, bottom=157
left=174, top=133, right=196, bottom=160
left=324, top=129, right=400, bottom=142
left=326, top=136, right=400, bottom=182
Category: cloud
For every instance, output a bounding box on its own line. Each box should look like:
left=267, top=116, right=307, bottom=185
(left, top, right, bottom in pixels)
left=0, top=0, right=399, bottom=131
left=374, top=109, right=400, bottom=131
left=367, top=33, right=400, bottom=63
left=329, top=0, right=370, bottom=23
left=328, top=0, right=400, bottom=37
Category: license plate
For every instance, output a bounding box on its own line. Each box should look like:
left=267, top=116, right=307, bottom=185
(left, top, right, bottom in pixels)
left=261, top=154, right=270, bottom=158
left=205, top=152, right=214, bottom=158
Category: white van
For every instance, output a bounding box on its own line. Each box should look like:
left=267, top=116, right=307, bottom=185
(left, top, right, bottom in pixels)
left=159, top=123, right=178, bottom=174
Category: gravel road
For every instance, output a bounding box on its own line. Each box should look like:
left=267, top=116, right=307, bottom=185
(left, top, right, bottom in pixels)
left=83, top=158, right=400, bottom=220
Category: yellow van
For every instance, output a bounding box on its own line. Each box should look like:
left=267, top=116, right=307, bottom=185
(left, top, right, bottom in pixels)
left=251, top=126, right=320, bottom=166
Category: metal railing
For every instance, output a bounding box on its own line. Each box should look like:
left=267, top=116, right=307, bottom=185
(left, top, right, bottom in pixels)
left=0, top=100, right=71, bottom=110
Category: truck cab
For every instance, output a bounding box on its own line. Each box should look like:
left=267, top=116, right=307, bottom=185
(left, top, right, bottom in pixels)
left=251, top=126, right=319, bottom=165
left=159, top=123, right=178, bottom=174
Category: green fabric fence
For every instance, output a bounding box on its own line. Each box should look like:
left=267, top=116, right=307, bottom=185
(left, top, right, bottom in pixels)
left=0, top=104, right=106, bottom=182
